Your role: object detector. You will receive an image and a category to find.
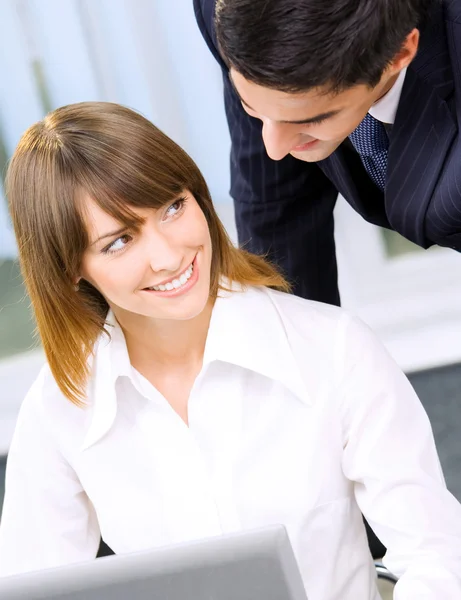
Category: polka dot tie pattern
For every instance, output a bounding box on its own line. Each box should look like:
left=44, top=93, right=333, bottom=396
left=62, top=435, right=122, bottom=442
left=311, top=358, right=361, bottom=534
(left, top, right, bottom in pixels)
left=348, top=113, right=389, bottom=191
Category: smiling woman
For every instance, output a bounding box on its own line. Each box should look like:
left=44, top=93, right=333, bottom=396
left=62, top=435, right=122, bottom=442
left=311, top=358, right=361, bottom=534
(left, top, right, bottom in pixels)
left=2, top=102, right=461, bottom=599
left=6, top=102, right=288, bottom=406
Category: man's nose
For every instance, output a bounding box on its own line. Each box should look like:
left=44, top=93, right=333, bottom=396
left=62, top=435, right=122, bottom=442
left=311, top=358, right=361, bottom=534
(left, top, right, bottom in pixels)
left=261, top=120, right=296, bottom=161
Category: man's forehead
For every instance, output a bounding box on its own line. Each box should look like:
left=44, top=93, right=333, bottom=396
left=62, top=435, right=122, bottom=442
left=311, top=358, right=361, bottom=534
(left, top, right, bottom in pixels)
left=229, top=68, right=345, bottom=124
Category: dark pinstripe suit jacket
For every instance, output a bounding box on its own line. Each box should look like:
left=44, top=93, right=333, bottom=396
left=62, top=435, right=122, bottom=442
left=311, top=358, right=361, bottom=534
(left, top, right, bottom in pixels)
left=194, top=0, right=461, bottom=304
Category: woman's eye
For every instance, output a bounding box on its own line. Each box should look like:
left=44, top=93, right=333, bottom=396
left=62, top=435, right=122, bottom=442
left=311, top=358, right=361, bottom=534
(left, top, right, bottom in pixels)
left=103, top=234, right=132, bottom=254
left=164, top=197, right=186, bottom=220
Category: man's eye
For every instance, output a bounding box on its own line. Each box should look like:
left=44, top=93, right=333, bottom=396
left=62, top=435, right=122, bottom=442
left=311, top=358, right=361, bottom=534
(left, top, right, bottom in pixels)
left=310, top=118, right=328, bottom=126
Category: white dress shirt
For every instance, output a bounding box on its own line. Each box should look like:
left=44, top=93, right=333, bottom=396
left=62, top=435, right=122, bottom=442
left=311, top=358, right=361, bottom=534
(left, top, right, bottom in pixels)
left=368, top=68, right=407, bottom=125
left=0, top=284, right=460, bottom=599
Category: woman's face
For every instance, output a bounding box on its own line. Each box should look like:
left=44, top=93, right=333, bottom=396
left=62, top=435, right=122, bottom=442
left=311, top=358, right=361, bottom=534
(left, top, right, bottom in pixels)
left=79, top=191, right=213, bottom=322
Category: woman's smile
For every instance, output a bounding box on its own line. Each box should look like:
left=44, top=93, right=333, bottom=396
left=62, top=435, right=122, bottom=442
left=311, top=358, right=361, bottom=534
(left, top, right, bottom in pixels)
left=140, top=254, right=199, bottom=298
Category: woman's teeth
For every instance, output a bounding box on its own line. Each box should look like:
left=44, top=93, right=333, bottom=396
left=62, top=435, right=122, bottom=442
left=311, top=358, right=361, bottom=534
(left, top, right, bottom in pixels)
left=148, top=263, right=194, bottom=292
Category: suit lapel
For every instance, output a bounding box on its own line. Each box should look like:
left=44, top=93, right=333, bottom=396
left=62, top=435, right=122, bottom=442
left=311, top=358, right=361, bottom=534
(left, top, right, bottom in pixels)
left=319, top=143, right=390, bottom=227
left=385, top=66, right=456, bottom=246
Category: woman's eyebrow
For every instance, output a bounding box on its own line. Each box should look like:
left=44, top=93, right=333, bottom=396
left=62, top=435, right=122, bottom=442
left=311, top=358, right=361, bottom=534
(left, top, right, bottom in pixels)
left=91, top=226, right=127, bottom=246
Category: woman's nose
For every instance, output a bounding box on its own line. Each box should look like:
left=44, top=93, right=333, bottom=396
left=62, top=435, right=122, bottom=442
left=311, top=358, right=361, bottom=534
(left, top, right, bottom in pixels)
left=146, top=231, right=183, bottom=275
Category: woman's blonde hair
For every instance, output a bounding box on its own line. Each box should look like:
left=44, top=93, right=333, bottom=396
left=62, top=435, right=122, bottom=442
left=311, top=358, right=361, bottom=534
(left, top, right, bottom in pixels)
left=6, top=102, right=290, bottom=406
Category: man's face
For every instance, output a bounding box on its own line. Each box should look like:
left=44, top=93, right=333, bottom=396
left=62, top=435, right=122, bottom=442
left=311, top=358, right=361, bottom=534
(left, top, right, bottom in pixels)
left=230, top=68, right=396, bottom=163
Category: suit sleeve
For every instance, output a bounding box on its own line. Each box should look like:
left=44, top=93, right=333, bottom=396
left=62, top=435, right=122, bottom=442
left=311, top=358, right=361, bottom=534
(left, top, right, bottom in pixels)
left=193, top=0, right=340, bottom=304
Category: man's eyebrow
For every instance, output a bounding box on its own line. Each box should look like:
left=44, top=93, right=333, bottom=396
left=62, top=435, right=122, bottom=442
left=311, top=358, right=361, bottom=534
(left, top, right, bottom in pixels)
left=278, top=110, right=341, bottom=125
left=91, top=226, right=127, bottom=246
left=228, top=73, right=342, bottom=125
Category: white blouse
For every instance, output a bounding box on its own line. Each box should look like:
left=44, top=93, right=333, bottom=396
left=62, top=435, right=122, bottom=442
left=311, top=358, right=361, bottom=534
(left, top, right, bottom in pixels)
left=0, top=284, right=460, bottom=600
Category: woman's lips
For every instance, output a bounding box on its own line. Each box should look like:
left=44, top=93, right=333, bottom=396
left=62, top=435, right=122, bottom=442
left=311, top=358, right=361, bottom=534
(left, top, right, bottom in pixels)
left=141, top=255, right=199, bottom=298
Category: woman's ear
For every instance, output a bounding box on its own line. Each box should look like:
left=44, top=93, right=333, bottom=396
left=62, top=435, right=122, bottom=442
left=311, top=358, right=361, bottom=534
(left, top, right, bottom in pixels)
left=74, top=277, right=81, bottom=292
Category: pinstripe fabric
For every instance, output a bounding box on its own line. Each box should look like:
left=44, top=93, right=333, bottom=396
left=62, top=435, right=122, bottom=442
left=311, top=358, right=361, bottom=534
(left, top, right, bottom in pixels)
left=222, top=77, right=340, bottom=303
left=193, top=0, right=461, bottom=304
left=194, top=0, right=340, bottom=305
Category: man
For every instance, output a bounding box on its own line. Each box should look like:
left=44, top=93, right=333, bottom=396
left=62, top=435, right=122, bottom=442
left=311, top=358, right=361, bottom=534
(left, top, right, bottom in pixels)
left=194, top=0, right=461, bottom=305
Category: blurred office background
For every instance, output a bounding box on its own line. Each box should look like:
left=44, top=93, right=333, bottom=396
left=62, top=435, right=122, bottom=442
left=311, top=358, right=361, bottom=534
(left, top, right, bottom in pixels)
left=1, top=0, right=461, bottom=528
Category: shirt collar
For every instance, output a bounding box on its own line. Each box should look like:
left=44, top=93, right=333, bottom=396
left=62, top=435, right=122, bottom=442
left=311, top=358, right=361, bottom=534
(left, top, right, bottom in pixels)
left=81, top=311, right=131, bottom=451
left=368, top=67, right=407, bottom=125
left=81, top=283, right=311, bottom=451
left=203, top=281, right=311, bottom=405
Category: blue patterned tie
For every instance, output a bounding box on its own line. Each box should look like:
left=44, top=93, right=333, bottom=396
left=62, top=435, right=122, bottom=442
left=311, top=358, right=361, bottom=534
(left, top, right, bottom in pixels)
left=348, top=113, right=389, bottom=191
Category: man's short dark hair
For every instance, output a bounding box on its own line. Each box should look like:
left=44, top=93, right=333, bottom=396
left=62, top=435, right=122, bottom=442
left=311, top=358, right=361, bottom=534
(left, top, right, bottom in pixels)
left=215, top=0, right=438, bottom=93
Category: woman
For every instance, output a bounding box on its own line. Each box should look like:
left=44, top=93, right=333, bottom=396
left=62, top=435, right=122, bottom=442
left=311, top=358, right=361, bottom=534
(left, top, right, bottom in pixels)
left=0, top=102, right=460, bottom=599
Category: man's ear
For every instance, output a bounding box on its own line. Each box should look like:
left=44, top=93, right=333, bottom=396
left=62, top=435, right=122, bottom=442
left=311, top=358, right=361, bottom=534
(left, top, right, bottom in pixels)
left=390, top=28, right=420, bottom=73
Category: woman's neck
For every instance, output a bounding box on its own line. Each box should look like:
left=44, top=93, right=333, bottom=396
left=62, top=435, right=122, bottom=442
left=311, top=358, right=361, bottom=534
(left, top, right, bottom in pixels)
left=114, top=298, right=214, bottom=370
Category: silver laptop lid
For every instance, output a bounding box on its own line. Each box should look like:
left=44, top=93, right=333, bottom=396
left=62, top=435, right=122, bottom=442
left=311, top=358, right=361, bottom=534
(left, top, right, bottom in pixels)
left=0, top=525, right=308, bottom=600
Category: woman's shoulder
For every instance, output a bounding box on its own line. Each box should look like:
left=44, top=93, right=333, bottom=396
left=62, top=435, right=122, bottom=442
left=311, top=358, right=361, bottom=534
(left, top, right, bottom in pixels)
left=255, top=286, right=376, bottom=364
left=224, top=281, right=349, bottom=332
left=259, top=286, right=351, bottom=332
left=18, top=361, right=91, bottom=444
left=259, top=286, right=388, bottom=371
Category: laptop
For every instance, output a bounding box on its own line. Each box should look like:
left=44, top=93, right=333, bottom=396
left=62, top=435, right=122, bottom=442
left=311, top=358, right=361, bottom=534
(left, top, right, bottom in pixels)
left=0, top=525, right=308, bottom=600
